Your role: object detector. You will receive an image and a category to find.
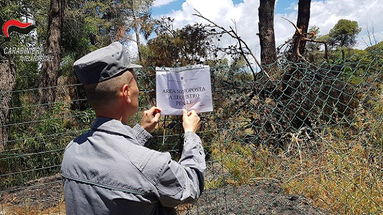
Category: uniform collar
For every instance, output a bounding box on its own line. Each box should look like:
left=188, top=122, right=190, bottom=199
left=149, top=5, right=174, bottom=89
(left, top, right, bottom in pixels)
left=91, top=117, right=135, bottom=139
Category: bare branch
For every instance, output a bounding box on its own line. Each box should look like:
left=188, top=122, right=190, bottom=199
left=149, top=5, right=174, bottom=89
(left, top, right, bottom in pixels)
left=282, top=17, right=328, bottom=62
left=282, top=17, right=300, bottom=33
left=229, top=26, right=258, bottom=80
left=372, top=26, right=377, bottom=45
left=193, top=9, right=268, bottom=80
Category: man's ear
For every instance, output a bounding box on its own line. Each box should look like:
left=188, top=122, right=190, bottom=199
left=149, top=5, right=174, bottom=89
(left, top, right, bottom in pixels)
left=121, top=84, right=131, bottom=104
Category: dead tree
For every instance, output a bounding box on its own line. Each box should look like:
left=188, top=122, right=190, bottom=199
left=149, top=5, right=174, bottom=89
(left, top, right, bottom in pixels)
left=258, top=0, right=277, bottom=69
left=295, top=0, right=311, bottom=55
left=38, top=0, right=65, bottom=105
left=288, top=0, right=328, bottom=61
left=284, top=18, right=329, bottom=62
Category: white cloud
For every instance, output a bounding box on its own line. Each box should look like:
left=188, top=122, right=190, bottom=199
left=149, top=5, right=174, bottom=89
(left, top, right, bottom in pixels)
left=308, top=0, right=383, bottom=48
left=154, top=0, right=383, bottom=59
left=163, top=0, right=263, bottom=60
left=153, top=0, right=177, bottom=8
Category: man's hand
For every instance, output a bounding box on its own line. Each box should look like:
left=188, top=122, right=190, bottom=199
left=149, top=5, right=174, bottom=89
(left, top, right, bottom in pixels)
left=141, top=107, right=161, bottom=132
left=183, top=109, right=200, bottom=133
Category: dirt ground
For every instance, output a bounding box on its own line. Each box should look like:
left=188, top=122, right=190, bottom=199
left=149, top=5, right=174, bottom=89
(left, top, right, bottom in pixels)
left=0, top=174, right=64, bottom=215
left=0, top=174, right=327, bottom=215
left=185, top=181, right=327, bottom=215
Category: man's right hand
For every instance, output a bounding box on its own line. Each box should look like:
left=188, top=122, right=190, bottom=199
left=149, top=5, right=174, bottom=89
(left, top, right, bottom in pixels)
left=182, top=109, right=200, bottom=133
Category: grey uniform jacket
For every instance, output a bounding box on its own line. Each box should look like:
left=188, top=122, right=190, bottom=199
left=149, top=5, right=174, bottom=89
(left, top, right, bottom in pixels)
left=61, top=117, right=206, bottom=215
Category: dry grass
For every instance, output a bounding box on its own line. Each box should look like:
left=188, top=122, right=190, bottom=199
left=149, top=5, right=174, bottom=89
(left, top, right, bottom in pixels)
left=0, top=202, right=65, bottom=215
left=209, top=131, right=382, bottom=214
left=208, top=104, right=383, bottom=215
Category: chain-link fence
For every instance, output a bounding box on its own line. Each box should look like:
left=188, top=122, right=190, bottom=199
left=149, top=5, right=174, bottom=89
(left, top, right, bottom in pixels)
left=0, top=50, right=382, bottom=214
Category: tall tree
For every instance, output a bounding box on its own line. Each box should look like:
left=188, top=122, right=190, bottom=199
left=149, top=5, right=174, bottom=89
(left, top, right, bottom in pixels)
left=126, top=0, right=154, bottom=63
left=295, top=0, right=311, bottom=55
left=328, top=19, right=361, bottom=48
left=38, top=0, right=65, bottom=105
left=258, top=0, right=277, bottom=68
left=142, top=22, right=212, bottom=67
left=0, top=0, right=41, bottom=151
left=328, top=19, right=361, bottom=59
left=0, top=58, right=16, bottom=151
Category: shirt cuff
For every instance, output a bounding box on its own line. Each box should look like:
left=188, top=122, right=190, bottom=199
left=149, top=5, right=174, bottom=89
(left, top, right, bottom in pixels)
left=184, top=131, right=200, bottom=144
left=182, top=131, right=206, bottom=172
left=133, top=124, right=153, bottom=146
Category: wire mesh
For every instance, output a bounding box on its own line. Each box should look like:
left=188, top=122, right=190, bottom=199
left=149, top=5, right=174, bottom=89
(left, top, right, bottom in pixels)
left=0, top=51, right=382, bottom=214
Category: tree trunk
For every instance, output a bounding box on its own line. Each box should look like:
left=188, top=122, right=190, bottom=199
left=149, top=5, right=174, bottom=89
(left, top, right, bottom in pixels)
left=258, top=0, right=277, bottom=68
left=39, top=0, right=64, bottom=105
left=134, top=25, right=143, bottom=64
left=296, top=0, right=311, bottom=55
left=0, top=57, right=16, bottom=151
left=132, top=7, right=142, bottom=64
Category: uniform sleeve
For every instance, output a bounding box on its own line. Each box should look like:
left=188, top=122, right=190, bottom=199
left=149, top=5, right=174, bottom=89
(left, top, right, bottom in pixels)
left=132, top=124, right=152, bottom=146
left=155, top=131, right=206, bottom=208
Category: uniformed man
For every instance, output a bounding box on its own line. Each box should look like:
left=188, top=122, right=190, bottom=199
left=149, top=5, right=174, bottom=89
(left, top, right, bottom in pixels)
left=61, top=42, right=206, bottom=215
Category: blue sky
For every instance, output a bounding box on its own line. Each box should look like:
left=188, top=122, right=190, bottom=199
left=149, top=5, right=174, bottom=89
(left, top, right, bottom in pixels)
left=152, top=0, right=298, bottom=17
left=151, top=0, right=184, bottom=16
left=147, top=0, right=382, bottom=53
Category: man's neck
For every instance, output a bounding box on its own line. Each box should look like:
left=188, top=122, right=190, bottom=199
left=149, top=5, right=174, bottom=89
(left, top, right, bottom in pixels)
left=95, top=111, right=128, bottom=124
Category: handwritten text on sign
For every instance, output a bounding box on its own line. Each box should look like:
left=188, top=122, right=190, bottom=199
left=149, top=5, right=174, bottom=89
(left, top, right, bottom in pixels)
left=156, top=65, right=213, bottom=115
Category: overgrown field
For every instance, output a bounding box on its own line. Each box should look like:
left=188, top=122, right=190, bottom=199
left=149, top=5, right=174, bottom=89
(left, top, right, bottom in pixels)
left=1, top=47, right=383, bottom=214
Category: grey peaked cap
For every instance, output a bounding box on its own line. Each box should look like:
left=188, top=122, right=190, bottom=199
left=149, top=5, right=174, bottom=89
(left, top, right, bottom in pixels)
left=73, top=42, right=142, bottom=85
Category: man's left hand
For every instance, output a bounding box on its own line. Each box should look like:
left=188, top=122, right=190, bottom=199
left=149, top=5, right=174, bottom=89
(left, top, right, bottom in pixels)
left=141, top=106, right=161, bottom=132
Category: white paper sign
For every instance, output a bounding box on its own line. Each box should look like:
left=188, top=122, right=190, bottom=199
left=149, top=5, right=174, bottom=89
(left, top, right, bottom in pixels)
left=156, top=65, right=213, bottom=115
